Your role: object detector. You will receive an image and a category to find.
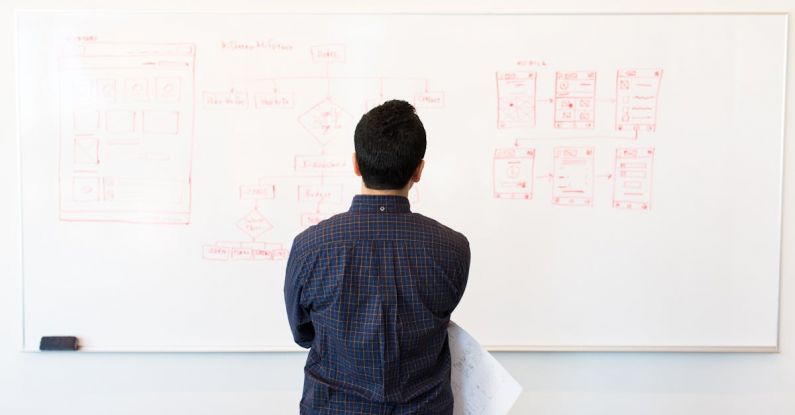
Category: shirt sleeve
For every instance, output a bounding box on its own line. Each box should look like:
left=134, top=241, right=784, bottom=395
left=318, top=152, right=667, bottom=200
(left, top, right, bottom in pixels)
left=449, top=236, right=471, bottom=313
left=458, top=239, right=471, bottom=300
left=284, top=238, right=315, bottom=348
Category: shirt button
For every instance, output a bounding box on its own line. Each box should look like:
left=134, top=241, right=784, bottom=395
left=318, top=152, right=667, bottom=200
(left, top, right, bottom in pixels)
left=379, top=206, right=386, bottom=212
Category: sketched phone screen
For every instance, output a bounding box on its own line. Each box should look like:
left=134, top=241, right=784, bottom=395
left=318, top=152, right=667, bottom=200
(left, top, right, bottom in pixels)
left=59, top=43, right=195, bottom=224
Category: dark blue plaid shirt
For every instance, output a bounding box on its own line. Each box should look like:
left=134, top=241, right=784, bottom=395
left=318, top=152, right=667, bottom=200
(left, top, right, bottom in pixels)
left=285, top=195, right=470, bottom=414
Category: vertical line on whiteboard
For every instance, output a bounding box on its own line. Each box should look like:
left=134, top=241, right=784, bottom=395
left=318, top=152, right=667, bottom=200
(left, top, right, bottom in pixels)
left=774, top=14, right=790, bottom=353
left=14, top=11, right=27, bottom=351
left=325, top=62, right=331, bottom=99
left=188, top=44, right=197, bottom=225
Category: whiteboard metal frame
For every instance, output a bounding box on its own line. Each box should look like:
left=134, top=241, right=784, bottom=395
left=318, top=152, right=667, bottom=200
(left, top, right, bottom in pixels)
left=15, top=9, right=27, bottom=353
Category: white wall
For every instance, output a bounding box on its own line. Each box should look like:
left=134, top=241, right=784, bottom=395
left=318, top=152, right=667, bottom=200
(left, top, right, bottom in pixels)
left=1, top=1, right=793, bottom=414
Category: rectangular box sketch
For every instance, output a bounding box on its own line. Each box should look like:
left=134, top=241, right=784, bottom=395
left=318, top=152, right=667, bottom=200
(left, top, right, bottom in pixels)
left=294, top=154, right=350, bottom=174
left=254, top=92, right=294, bottom=109
left=310, top=44, right=346, bottom=62
left=73, top=110, right=100, bottom=132
left=96, top=79, right=118, bottom=102
left=73, top=137, right=99, bottom=165
left=125, top=78, right=150, bottom=101
left=203, top=90, right=248, bottom=109
left=414, top=91, right=445, bottom=108
left=615, top=69, right=663, bottom=132
left=203, top=241, right=288, bottom=261
left=297, top=184, right=344, bottom=203
left=554, top=71, right=597, bottom=129
left=105, top=110, right=136, bottom=133
left=496, top=71, right=536, bottom=129
left=493, top=147, right=535, bottom=199
left=102, top=177, right=185, bottom=206
left=58, top=42, right=195, bottom=224
left=239, top=184, right=276, bottom=200
left=142, top=110, right=180, bottom=135
left=71, top=176, right=101, bottom=202
left=552, top=147, right=595, bottom=206
left=155, top=77, right=181, bottom=102
left=613, top=148, right=655, bottom=210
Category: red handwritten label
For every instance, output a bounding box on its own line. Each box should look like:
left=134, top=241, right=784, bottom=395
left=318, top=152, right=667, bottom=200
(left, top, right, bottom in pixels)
left=311, top=44, right=346, bottom=62
left=220, top=39, right=294, bottom=52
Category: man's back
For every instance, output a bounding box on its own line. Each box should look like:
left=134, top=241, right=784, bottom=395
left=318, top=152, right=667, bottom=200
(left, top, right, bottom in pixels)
left=285, top=194, right=470, bottom=414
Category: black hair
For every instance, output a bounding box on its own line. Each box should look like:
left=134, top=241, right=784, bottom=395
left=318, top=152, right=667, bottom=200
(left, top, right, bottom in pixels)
left=353, top=99, right=427, bottom=190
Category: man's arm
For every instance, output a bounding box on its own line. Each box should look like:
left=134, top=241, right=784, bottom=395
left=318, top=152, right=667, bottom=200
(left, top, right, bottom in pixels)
left=448, top=237, right=471, bottom=314
left=284, top=239, right=315, bottom=348
left=456, top=239, right=471, bottom=306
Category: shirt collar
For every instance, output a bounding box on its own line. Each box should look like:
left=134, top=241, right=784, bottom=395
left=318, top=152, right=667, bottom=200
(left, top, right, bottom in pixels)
left=349, top=194, right=412, bottom=214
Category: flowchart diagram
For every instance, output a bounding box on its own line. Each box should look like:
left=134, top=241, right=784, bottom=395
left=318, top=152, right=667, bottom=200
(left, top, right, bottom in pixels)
left=200, top=43, right=429, bottom=262
left=55, top=38, right=664, bottom=267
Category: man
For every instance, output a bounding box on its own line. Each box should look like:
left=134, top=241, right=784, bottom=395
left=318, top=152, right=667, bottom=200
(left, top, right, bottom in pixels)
left=284, top=99, right=471, bottom=414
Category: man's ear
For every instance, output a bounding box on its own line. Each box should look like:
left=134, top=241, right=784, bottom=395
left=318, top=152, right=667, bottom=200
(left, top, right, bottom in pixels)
left=352, top=153, right=362, bottom=177
left=411, top=160, right=425, bottom=183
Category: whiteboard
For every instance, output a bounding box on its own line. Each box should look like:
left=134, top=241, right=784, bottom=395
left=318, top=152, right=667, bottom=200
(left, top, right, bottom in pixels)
left=16, top=12, right=786, bottom=352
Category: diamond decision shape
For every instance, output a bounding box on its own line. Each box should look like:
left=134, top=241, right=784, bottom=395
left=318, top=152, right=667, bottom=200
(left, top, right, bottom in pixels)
left=237, top=209, right=273, bottom=240
left=298, top=99, right=353, bottom=145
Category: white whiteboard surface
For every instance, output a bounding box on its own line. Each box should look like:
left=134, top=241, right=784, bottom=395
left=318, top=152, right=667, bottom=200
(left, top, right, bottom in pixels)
left=16, top=12, right=786, bottom=352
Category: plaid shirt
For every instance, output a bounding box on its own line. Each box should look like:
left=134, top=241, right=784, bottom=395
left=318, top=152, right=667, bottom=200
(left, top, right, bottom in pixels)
left=285, top=195, right=470, bottom=414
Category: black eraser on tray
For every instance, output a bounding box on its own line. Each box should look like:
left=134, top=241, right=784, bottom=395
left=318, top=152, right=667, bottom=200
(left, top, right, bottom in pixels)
left=39, top=336, right=79, bottom=351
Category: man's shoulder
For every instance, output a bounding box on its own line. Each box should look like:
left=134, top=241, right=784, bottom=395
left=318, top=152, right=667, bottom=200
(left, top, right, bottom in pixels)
left=291, top=210, right=469, bottom=254
left=410, top=212, right=469, bottom=249
left=290, top=212, right=351, bottom=250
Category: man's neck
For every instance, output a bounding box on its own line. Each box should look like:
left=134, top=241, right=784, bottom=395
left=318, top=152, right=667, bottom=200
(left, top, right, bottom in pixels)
left=360, top=184, right=411, bottom=198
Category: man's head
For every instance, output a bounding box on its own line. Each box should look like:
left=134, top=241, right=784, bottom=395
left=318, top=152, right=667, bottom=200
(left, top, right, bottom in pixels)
left=353, top=100, right=426, bottom=191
